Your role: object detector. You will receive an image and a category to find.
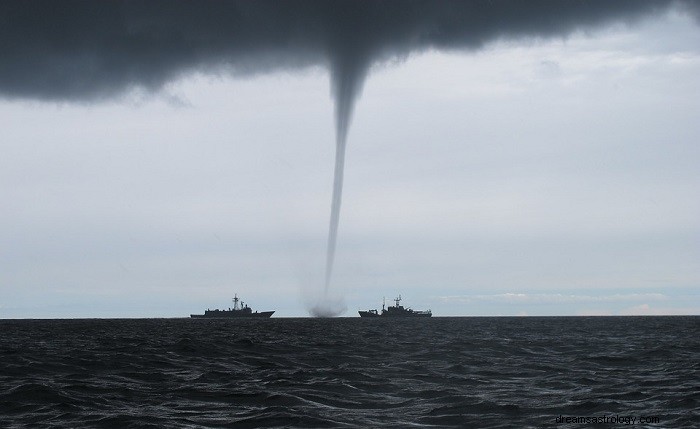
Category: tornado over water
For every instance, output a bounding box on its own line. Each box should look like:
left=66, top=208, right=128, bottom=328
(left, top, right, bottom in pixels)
left=310, top=58, right=367, bottom=317
left=324, top=114, right=347, bottom=294
left=325, top=60, right=368, bottom=293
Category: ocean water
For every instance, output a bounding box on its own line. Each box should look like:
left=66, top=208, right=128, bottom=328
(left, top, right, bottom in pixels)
left=1, top=316, right=698, bottom=428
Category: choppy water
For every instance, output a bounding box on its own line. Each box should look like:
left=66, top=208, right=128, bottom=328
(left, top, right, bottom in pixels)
left=1, top=316, right=698, bottom=428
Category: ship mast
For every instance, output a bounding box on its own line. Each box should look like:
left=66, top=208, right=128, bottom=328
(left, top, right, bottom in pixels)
left=394, top=295, right=401, bottom=307
left=233, top=294, right=240, bottom=310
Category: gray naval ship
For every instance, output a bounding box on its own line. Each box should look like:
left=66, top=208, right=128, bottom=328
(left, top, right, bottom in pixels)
left=359, top=295, right=432, bottom=318
left=191, top=295, right=274, bottom=318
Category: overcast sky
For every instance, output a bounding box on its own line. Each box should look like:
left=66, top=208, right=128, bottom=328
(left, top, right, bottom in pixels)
left=1, top=1, right=699, bottom=317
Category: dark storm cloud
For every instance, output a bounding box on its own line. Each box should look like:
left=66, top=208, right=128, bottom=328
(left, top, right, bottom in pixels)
left=0, top=0, right=695, bottom=102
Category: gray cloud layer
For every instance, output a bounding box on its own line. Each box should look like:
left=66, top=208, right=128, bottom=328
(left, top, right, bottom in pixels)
left=1, top=0, right=696, bottom=103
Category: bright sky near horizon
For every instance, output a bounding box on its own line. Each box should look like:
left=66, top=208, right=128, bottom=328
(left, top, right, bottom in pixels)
left=1, top=2, right=699, bottom=317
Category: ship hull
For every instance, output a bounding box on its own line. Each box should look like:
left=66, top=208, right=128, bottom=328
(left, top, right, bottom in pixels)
left=358, top=310, right=380, bottom=318
left=359, top=295, right=432, bottom=318
left=358, top=310, right=431, bottom=318
left=381, top=312, right=431, bottom=318
left=190, top=311, right=274, bottom=318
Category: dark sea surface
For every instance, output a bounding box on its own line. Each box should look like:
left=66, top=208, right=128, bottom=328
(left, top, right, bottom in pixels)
left=1, top=316, right=698, bottom=428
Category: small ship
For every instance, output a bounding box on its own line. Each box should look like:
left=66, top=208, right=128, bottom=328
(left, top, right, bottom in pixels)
left=190, top=295, right=274, bottom=318
left=358, top=295, right=432, bottom=318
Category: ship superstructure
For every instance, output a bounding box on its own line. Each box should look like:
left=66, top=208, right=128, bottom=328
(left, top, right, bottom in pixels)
left=358, top=295, right=431, bottom=317
left=191, top=294, right=274, bottom=318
